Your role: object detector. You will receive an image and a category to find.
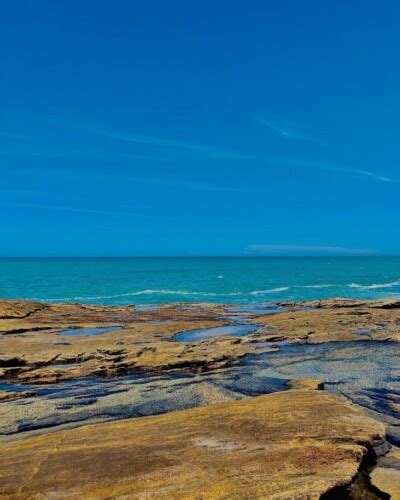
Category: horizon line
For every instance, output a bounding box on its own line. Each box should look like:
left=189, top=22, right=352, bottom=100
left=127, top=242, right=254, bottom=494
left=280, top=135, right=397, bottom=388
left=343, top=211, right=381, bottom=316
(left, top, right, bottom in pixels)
left=1, top=255, right=399, bottom=259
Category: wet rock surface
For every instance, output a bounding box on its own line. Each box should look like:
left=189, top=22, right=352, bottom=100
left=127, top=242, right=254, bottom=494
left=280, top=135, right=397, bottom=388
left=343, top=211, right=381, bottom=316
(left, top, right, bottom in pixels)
left=1, top=299, right=400, bottom=438
left=248, top=298, right=400, bottom=344
left=371, top=447, right=400, bottom=499
left=0, top=300, right=251, bottom=384
left=0, top=390, right=36, bottom=402
left=286, top=377, right=325, bottom=390
left=0, top=390, right=388, bottom=498
left=1, top=298, right=400, bottom=387
left=1, top=340, right=400, bottom=446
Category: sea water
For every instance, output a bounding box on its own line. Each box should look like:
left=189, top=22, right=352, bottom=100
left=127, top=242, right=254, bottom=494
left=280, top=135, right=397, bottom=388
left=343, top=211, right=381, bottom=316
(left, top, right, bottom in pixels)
left=0, top=257, right=399, bottom=305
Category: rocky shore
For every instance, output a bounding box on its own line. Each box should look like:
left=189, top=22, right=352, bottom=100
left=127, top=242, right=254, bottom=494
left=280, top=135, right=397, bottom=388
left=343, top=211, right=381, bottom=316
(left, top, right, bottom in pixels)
left=1, top=298, right=400, bottom=497
left=0, top=388, right=390, bottom=498
left=1, top=298, right=399, bottom=386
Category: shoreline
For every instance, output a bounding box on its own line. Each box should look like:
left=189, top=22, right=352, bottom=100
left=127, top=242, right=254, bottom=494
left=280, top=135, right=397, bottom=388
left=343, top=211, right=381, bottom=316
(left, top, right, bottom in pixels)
left=1, top=297, right=399, bottom=382
left=1, top=297, right=400, bottom=434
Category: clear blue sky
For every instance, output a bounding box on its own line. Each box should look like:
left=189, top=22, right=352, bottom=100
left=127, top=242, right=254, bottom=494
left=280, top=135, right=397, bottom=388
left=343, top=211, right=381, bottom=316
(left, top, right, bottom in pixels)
left=1, top=1, right=400, bottom=256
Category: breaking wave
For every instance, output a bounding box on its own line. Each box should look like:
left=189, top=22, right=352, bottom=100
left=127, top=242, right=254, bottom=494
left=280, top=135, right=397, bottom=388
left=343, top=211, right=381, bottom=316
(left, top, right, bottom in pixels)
left=301, top=284, right=336, bottom=289
left=35, top=287, right=295, bottom=302
left=347, top=280, right=400, bottom=290
left=250, top=287, right=290, bottom=295
left=32, top=280, right=400, bottom=304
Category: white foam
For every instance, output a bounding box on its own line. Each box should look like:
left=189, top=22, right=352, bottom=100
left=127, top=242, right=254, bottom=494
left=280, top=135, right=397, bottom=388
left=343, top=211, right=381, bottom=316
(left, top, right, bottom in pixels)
left=34, top=286, right=293, bottom=303
left=301, top=284, right=335, bottom=289
left=347, top=281, right=400, bottom=290
left=249, top=287, right=290, bottom=295
left=35, top=289, right=246, bottom=302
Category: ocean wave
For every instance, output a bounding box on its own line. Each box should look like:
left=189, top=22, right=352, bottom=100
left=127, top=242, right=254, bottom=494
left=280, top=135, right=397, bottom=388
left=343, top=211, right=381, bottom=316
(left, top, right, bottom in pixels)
left=347, top=280, right=400, bottom=290
left=32, top=281, right=400, bottom=303
left=34, top=287, right=295, bottom=302
left=250, top=287, right=290, bottom=295
left=301, top=284, right=336, bottom=289
left=36, top=289, right=245, bottom=301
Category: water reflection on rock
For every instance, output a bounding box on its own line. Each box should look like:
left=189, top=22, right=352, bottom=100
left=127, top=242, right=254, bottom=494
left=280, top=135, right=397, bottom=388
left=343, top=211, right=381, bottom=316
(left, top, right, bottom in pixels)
left=2, top=341, right=399, bottom=440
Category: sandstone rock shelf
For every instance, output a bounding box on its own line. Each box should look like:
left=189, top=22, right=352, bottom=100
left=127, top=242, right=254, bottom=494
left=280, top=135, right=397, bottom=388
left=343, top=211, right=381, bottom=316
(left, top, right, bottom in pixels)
left=1, top=298, right=400, bottom=386
left=0, top=390, right=390, bottom=498
left=1, top=299, right=400, bottom=497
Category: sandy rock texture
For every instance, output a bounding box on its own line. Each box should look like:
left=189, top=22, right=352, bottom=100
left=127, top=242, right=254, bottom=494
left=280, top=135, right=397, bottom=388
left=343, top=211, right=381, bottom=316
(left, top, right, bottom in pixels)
left=0, top=300, right=250, bottom=384
left=0, top=390, right=388, bottom=499
left=286, top=378, right=325, bottom=390
left=1, top=298, right=400, bottom=386
left=371, top=446, right=400, bottom=499
left=248, top=298, right=400, bottom=343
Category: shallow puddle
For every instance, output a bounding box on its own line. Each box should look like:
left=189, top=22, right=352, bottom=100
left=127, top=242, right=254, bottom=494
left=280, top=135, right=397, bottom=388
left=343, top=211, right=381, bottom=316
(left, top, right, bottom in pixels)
left=174, top=323, right=259, bottom=342
left=239, top=341, right=400, bottom=433
left=2, top=341, right=400, bottom=440
left=353, top=328, right=372, bottom=335
left=58, top=326, right=122, bottom=336
left=0, top=381, right=35, bottom=393
left=135, top=304, right=159, bottom=312
left=227, top=303, right=287, bottom=315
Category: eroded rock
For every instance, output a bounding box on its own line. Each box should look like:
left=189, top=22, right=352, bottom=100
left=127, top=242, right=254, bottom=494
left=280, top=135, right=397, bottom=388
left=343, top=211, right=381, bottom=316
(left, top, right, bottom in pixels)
left=287, top=378, right=324, bottom=390
left=0, top=300, right=250, bottom=384
left=0, top=390, right=386, bottom=498
left=1, top=298, right=400, bottom=385
left=370, top=446, right=400, bottom=498
left=0, top=391, right=36, bottom=402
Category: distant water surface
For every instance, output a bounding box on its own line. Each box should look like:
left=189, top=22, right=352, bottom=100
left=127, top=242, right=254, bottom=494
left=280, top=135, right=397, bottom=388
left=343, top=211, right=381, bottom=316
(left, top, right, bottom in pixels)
left=0, top=257, right=399, bottom=305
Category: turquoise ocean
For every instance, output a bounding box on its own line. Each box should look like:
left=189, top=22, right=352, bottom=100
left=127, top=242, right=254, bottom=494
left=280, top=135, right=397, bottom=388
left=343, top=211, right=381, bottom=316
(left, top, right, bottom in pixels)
left=1, top=257, right=400, bottom=305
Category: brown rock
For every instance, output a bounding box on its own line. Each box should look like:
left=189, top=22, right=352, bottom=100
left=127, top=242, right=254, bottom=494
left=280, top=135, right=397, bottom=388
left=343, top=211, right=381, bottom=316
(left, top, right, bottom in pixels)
left=0, top=300, right=47, bottom=319
left=0, top=300, right=250, bottom=384
left=0, top=390, right=386, bottom=498
left=1, top=298, right=400, bottom=385
left=370, top=447, right=400, bottom=499
left=250, top=299, right=400, bottom=344
left=0, top=390, right=36, bottom=401
left=287, top=378, right=325, bottom=390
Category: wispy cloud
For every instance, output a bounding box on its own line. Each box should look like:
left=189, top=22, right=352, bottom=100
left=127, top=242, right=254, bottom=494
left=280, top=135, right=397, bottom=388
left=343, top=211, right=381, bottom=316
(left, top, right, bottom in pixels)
left=103, top=130, right=395, bottom=183
left=12, top=166, right=239, bottom=193
left=350, top=169, right=393, bottom=183
left=2, top=126, right=394, bottom=185
left=104, top=131, right=248, bottom=160
left=91, top=170, right=240, bottom=192
left=287, top=160, right=396, bottom=183
left=0, top=202, right=139, bottom=218
left=122, top=175, right=240, bottom=192
left=0, top=149, right=162, bottom=161
left=251, top=115, right=319, bottom=142
left=247, top=244, right=379, bottom=256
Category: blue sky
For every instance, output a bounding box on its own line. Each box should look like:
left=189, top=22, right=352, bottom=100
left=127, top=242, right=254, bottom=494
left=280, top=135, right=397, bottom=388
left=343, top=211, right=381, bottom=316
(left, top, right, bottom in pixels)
left=1, top=1, right=400, bottom=256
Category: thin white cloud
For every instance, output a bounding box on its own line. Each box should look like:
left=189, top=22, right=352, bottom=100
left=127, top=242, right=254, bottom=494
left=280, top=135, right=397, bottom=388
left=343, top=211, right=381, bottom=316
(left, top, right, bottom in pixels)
left=0, top=150, right=162, bottom=161
left=0, top=202, right=139, bottom=218
left=251, top=115, right=319, bottom=142
left=91, top=170, right=241, bottom=192
left=11, top=166, right=239, bottom=193
left=104, top=130, right=395, bottom=183
left=291, top=161, right=395, bottom=183
left=247, top=244, right=378, bottom=256
left=351, top=169, right=393, bottom=183
left=104, top=131, right=249, bottom=160
left=2, top=127, right=394, bottom=184
left=123, top=175, right=240, bottom=192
